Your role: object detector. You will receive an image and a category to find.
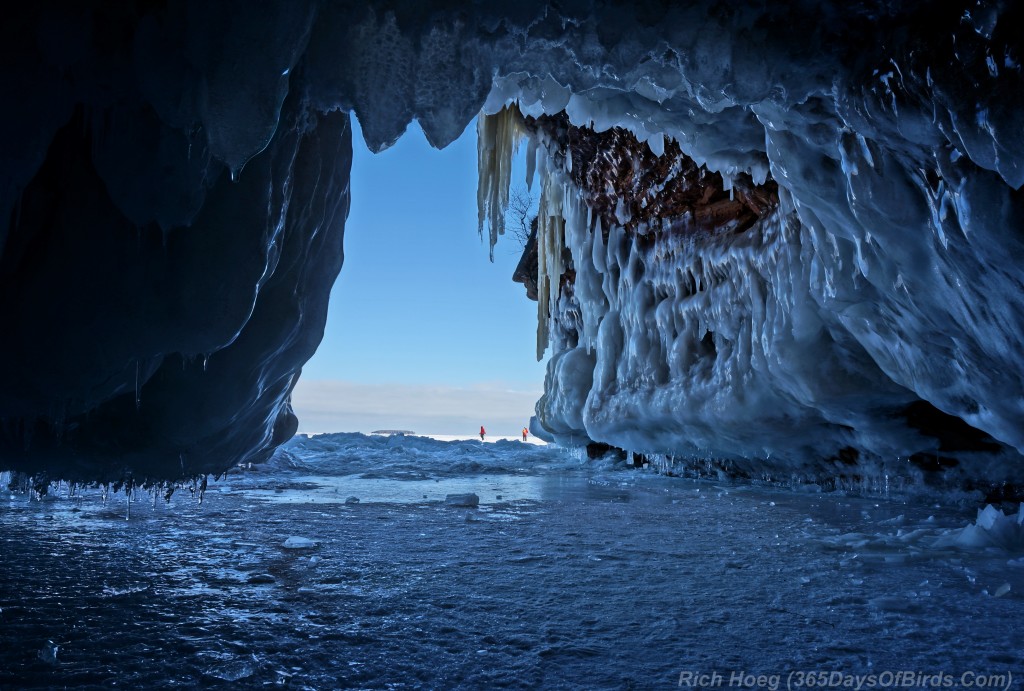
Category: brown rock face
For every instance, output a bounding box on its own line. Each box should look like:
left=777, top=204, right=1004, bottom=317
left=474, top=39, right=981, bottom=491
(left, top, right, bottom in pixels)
left=524, top=112, right=779, bottom=240
left=512, top=220, right=539, bottom=301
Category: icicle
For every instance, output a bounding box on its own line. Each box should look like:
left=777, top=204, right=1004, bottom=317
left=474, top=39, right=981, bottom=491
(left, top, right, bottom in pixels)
left=476, top=105, right=526, bottom=260
left=647, top=133, right=665, bottom=158
left=525, top=137, right=538, bottom=191
left=535, top=170, right=567, bottom=360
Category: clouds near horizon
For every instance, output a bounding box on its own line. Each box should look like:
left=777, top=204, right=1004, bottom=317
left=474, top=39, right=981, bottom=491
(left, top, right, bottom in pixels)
left=290, top=379, right=543, bottom=436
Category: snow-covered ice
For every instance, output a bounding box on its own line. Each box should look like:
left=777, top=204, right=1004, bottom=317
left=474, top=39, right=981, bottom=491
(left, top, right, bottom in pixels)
left=2, top=435, right=1020, bottom=688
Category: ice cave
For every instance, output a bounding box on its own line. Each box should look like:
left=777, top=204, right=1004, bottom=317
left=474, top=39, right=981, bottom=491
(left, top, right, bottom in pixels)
left=3, top=0, right=1024, bottom=499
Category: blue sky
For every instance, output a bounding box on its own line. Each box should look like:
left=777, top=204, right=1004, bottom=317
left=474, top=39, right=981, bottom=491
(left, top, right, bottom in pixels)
left=292, top=116, right=547, bottom=436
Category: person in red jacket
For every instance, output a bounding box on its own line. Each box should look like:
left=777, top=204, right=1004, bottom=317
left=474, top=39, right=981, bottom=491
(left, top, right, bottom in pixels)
left=479, top=425, right=486, bottom=441
left=522, top=427, right=529, bottom=442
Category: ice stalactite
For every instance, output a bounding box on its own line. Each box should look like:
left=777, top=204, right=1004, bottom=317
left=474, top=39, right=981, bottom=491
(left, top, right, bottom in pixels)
left=534, top=169, right=567, bottom=361
left=477, top=104, right=573, bottom=360
left=476, top=106, right=525, bottom=261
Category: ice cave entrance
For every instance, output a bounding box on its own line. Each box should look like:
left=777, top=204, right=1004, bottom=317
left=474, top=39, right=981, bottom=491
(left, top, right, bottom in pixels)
left=291, top=117, right=547, bottom=436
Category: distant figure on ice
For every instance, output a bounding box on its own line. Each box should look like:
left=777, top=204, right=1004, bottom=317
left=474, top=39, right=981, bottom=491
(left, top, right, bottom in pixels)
left=479, top=425, right=486, bottom=441
left=522, top=427, right=529, bottom=442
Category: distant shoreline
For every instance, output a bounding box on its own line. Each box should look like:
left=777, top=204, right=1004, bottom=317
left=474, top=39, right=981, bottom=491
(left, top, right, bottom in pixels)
left=312, top=430, right=548, bottom=445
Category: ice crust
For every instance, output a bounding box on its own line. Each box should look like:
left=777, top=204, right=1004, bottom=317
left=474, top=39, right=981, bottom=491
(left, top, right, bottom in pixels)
left=3, top=1, right=1024, bottom=485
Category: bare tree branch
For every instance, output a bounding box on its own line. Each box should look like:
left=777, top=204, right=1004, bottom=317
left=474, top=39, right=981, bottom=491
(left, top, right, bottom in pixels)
left=506, top=186, right=537, bottom=250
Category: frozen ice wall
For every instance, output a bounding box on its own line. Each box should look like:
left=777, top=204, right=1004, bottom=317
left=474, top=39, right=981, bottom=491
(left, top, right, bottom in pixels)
left=503, top=115, right=1021, bottom=491
left=2, top=1, right=1023, bottom=490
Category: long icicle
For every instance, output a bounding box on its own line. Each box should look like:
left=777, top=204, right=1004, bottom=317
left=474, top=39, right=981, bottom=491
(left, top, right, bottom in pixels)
left=535, top=170, right=566, bottom=360
left=476, top=106, right=525, bottom=261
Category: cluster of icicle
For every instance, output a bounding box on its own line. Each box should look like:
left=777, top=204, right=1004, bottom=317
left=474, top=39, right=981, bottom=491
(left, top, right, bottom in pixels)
left=0, top=470, right=213, bottom=520
left=476, top=106, right=524, bottom=261
left=477, top=107, right=570, bottom=361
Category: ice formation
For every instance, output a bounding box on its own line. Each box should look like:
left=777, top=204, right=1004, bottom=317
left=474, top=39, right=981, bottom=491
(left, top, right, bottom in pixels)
left=488, top=108, right=1024, bottom=491
left=932, top=503, right=1024, bottom=551
left=476, top=107, right=524, bottom=260
left=2, top=1, right=1023, bottom=494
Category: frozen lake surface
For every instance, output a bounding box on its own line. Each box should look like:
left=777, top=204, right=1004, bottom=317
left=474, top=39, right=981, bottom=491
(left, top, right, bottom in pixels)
left=0, top=433, right=1021, bottom=689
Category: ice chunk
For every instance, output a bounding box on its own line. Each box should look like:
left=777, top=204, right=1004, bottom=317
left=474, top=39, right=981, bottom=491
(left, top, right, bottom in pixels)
left=444, top=493, right=480, bottom=507
left=934, top=505, right=1024, bottom=551
left=204, top=655, right=258, bottom=682
left=868, top=596, right=915, bottom=612
left=38, top=641, right=59, bottom=665
left=282, top=536, right=318, bottom=549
